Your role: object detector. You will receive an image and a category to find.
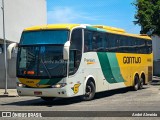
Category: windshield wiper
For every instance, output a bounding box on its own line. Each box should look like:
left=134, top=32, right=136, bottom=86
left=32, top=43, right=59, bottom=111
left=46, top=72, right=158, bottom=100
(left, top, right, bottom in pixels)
left=41, top=58, right=51, bottom=78
left=24, top=54, right=36, bottom=78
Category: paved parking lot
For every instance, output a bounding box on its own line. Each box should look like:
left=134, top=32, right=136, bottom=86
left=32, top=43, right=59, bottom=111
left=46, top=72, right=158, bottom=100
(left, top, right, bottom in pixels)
left=0, top=81, right=160, bottom=119
left=0, top=84, right=160, bottom=111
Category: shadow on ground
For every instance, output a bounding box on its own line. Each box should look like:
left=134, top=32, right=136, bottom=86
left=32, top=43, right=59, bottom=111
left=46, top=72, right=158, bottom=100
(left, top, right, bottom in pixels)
left=1, top=86, right=149, bottom=107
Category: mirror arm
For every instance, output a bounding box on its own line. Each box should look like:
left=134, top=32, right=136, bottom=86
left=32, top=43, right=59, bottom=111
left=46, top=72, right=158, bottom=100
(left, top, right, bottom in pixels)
left=7, top=43, right=18, bottom=59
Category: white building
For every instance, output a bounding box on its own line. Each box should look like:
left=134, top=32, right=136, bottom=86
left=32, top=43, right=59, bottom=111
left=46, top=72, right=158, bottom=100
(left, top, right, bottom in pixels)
left=0, top=0, right=47, bottom=88
left=152, top=35, right=160, bottom=76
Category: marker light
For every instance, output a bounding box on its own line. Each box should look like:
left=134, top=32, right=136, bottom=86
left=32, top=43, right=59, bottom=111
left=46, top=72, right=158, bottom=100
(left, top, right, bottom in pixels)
left=51, top=83, right=67, bottom=88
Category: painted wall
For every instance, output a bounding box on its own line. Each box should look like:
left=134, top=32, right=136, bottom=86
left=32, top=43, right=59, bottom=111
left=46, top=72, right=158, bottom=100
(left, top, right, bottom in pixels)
left=0, top=0, right=47, bottom=43
left=0, top=0, right=47, bottom=88
left=152, top=35, right=160, bottom=76
left=152, top=35, right=160, bottom=61
left=0, top=0, right=3, bottom=39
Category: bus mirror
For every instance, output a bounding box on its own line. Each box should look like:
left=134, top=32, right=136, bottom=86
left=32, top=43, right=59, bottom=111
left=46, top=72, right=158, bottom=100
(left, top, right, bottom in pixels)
left=7, top=43, right=18, bottom=59
left=63, top=41, right=70, bottom=60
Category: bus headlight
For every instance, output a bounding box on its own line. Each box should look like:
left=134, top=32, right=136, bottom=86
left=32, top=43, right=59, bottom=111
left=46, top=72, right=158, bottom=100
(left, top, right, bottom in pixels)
left=51, top=83, right=67, bottom=88
left=17, top=82, right=26, bottom=87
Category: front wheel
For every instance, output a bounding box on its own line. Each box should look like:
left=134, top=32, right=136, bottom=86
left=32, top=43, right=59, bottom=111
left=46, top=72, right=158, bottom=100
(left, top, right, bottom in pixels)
left=81, top=81, right=96, bottom=101
left=41, top=97, right=55, bottom=102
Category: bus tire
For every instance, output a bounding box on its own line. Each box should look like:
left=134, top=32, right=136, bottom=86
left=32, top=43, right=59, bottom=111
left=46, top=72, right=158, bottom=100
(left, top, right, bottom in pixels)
left=41, top=97, right=55, bottom=102
left=139, top=78, right=143, bottom=89
left=132, top=75, right=139, bottom=91
left=81, top=81, right=95, bottom=101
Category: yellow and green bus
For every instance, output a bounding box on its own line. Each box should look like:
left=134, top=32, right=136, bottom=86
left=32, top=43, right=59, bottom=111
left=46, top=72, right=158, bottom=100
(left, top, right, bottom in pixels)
left=16, top=24, right=153, bottom=101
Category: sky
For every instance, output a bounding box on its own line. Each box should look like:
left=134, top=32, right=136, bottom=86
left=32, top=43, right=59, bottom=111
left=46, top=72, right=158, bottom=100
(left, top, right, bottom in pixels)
left=47, top=0, right=141, bottom=34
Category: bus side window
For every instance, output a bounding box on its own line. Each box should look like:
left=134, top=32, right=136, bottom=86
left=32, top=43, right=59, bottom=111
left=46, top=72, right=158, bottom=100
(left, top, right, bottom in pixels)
left=96, top=32, right=104, bottom=51
left=130, top=38, right=136, bottom=53
left=103, top=33, right=107, bottom=51
left=119, top=36, right=125, bottom=52
left=147, top=40, right=152, bottom=54
left=106, top=34, right=111, bottom=51
left=69, top=29, right=82, bottom=75
left=84, top=30, right=93, bottom=52
left=92, top=32, right=100, bottom=51
left=105, top=33, right=110, bottom=51
left=84, top=30, right=105, bottom=52
left=92, top=33, right=97, bottom=51
left=107, top=34, right=119, bottom=52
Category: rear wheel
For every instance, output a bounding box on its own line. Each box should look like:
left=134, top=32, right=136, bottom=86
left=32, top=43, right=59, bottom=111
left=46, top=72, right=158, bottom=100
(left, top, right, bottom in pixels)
left=41, top=97, right=55, bottom=102
left=132, top=75, right=139, bottom=91
left=139, top=78, right=144, bottom=89
left=81, top=81, right=95, bottom=101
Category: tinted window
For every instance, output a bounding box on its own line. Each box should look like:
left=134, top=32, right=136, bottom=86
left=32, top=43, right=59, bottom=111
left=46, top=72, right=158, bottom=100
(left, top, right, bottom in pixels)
left=17, top=45, right=67, bottom=78
left=106, top=33, right=152, bottom=54
left=84, top=30, right=105, bottom=52
left=84, top=30, right=152, bottom=54
left=84, top=30, right=93, bottom=52
left=20, top=30, right=69, bottom=45
left=69, top=29, right=82, bottom=75
left=147, top=40, right=152, bottom=54
left=107, top=34, right=119, bottom=52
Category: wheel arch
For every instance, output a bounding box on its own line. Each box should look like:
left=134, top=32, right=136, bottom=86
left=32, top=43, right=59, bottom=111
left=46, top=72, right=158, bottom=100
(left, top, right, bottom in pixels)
left=83, top=75, right=96, bottom=94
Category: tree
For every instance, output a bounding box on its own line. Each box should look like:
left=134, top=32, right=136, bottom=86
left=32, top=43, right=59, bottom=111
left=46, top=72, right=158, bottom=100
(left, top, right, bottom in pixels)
left=133, top=0, right=160, bottom=36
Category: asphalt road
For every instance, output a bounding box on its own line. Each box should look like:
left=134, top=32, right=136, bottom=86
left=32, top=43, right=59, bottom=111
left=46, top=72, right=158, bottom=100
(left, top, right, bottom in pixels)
left=0, top=84, right=160, bottom=119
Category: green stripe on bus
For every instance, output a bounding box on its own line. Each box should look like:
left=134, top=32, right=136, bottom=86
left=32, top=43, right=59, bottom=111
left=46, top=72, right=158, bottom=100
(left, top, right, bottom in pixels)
left=97, top=52, right=117, bottom=83
left=86, top=26, right=98, bottom=31
left=46, top=78, right=62, bottom=85
left=86, top=26, right=106, bottom=32
left=107, top=53, right=125, bottom=83
left=38, top=78, right=62, bottom=85
left=97, top=52, right=125, bottom=84
left=38, top=79, right=50, bottom=85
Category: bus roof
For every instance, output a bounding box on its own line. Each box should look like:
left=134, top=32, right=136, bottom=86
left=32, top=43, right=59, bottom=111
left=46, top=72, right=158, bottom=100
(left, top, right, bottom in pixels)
left=24, top=24, right=80, bottom=31
left=24, top=24, right=151, bottom=40
left=93, top=25, right=151, bottom=40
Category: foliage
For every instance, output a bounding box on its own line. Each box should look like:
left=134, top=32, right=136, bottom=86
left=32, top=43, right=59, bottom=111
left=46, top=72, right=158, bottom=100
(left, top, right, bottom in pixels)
left=133, top=0, right=160, bottom=35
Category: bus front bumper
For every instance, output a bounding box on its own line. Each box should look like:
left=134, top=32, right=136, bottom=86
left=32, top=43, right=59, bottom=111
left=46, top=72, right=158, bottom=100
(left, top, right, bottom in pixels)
left=17, top=87, right=69, bottom=98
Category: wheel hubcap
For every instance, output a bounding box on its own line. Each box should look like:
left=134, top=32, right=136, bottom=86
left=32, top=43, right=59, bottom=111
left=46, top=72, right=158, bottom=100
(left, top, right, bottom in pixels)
left=86, top=85, right=92, bottom=96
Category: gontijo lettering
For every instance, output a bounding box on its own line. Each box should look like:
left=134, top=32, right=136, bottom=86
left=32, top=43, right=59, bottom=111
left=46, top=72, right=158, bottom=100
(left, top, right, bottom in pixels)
left=123, top=56, right=141, bottom=64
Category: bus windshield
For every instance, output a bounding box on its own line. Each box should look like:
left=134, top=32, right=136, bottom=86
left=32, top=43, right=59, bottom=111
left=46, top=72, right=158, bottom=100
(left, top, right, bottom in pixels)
left=20, top=30, right=69, bottom=45
left=17, top=45, right=67, bottom=78
left=17, top=30, right=69, bottom=78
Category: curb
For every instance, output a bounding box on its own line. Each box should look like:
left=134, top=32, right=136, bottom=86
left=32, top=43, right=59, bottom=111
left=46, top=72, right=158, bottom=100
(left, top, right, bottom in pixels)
left=150, top=82, right=160, bottom=85
left=0, top=94, right=19, bottom=97
left=153, top=76, right=160, bottom=79
left=0, top=89, right=18, bottom=97
left=150, top=79, right=160, bottom=85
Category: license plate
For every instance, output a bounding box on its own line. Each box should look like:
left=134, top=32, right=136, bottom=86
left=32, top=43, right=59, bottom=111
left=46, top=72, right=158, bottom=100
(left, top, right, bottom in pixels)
left=34, top=91, right=42, bottom=95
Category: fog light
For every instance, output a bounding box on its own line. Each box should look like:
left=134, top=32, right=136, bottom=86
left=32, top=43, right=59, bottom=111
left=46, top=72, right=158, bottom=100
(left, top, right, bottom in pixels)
left=17, top=82, right=26, bottom=87
left=51, top=83, right=67, bottom=88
